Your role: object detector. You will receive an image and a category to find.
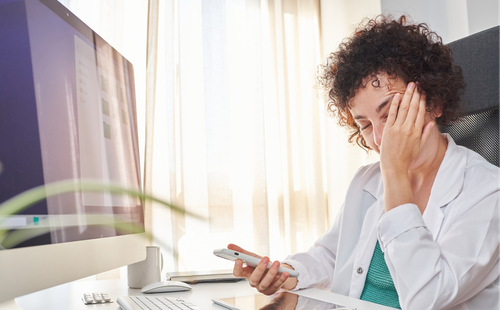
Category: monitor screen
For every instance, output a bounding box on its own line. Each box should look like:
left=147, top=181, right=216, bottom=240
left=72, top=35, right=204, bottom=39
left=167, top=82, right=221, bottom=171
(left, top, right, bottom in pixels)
left=0, top=0, right=147, bottom=303
left=0, top=0, right=144, bottom=250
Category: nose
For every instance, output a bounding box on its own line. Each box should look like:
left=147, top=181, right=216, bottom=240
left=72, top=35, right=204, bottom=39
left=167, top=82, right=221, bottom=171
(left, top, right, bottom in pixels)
left=373, top=123, right=384, bottom=147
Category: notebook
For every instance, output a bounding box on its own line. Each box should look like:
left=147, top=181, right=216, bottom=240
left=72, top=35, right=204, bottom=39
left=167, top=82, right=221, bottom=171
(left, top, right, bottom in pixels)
left=165, top=269, right=245, bottom=284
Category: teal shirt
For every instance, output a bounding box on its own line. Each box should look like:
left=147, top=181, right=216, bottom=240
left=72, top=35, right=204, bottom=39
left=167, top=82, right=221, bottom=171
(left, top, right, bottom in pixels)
left=360, top=241, right=401, bottom=309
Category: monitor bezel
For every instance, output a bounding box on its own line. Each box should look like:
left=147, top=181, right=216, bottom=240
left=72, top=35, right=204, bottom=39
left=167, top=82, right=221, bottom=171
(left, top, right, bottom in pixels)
left=0, top=233, right=146, bottom=303
left=0, top=0, right=147, bottom=303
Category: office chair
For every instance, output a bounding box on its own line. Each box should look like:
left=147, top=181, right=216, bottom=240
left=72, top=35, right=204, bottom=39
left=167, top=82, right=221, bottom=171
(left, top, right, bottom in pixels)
left=440, top=26, right=499, bottom=167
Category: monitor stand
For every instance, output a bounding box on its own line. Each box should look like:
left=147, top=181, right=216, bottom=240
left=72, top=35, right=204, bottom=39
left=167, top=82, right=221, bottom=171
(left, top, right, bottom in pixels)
left=0, top=299, right=24, bottom=310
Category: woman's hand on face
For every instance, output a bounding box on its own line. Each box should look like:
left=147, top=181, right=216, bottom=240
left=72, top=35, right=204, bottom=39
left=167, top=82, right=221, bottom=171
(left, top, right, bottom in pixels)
left=228, top=244, right=297, bottom=295
left=380, top=82, right=435, bottom=175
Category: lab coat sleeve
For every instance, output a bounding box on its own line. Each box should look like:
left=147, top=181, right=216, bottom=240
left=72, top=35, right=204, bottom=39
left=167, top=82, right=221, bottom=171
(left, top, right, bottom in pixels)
left=377, top=193, right=499, bottom=310
left=281, top=205, right=344, bottom=291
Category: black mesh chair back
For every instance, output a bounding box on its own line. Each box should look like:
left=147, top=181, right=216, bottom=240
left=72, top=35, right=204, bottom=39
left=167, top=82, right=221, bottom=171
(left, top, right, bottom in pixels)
left=441, top=26, right=499, bottom=167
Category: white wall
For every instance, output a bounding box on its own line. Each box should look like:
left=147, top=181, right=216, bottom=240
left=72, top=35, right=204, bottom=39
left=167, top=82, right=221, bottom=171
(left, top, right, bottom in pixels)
left=320, top=0, right=382, bottom=59
left=465, top=0, right=499, bottom=35
left=381, top=0, right=499, bottom=43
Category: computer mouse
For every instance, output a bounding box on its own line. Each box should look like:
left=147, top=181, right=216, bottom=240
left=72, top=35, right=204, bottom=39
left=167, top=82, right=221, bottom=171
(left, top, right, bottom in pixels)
left=141, top=281, right=192, bottom=294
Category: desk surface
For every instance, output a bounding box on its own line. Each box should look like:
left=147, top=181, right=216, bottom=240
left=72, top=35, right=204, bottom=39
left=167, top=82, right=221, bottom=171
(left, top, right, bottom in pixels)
left=16, top=278, right=394, bottom=310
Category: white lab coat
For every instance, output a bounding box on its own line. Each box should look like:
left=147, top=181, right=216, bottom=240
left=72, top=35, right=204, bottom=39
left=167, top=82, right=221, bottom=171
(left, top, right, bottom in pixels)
left=283, top=134, right=499, bottom=310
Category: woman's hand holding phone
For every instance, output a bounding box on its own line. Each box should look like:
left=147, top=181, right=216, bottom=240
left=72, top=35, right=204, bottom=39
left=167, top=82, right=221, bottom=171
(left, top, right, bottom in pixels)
left=227, top=244, right=298, bottom=295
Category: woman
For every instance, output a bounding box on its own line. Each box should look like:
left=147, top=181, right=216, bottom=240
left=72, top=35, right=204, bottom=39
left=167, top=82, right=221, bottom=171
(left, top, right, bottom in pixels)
left=229, top=15, right=499, bottom=310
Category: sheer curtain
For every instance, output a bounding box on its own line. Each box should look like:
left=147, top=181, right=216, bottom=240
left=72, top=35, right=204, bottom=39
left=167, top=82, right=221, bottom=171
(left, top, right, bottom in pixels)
left=59, top=0, right=381, bottom=276
left=148, top=0, right=329, bottom=272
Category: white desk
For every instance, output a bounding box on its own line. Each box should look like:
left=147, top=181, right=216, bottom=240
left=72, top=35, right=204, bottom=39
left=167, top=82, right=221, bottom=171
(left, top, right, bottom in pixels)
left=16, top=279, right=395, bottom=310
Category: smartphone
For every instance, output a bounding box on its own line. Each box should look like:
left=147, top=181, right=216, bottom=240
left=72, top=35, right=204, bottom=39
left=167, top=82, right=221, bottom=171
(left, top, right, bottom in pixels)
left=213, top=248, right=300, bottom=278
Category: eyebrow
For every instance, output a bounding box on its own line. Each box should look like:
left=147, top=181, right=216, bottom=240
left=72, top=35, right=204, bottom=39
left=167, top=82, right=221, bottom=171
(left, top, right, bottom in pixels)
left=353, top=95, right=395, bottom=120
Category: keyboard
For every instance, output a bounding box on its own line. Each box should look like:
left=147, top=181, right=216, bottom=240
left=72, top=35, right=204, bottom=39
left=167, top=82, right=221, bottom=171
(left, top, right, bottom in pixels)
left=117, top=295, right=201, bottom=310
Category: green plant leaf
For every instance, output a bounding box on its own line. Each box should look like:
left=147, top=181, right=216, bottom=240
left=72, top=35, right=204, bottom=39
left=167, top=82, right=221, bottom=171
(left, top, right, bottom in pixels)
left=0, top=179, right=204, bottom=248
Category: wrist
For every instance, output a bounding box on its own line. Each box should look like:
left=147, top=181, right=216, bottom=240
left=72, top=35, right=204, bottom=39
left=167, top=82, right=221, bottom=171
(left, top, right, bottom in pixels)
left=381, top=165, right=408, bottom=179
left=282, top=277, right=298, bottom=290
left=281, top=264, right=298, bottom=290
left=382, top=172, right=413, bottom=212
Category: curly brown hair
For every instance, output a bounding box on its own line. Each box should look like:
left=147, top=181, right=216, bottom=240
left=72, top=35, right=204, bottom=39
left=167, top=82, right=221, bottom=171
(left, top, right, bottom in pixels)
left=317, top=15, right=466, bottom=150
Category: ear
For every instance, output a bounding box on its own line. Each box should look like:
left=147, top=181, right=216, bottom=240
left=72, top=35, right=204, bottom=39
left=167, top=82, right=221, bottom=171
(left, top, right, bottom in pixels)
left=433, top=105, right=443, bottom=118
left=427, top=99, right=443, bottom=118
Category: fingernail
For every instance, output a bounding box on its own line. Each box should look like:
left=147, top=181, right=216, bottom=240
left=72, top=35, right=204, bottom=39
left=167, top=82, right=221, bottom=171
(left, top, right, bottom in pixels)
left=408, top=82, right=415, bottom=89
left=272, top=261, right=280, bottom=269
left=262, top=257, right=269, bottom=265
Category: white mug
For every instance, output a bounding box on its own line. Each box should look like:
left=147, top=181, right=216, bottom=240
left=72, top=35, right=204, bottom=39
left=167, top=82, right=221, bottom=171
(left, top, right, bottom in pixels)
left=127, top=246, right=163, bottom=288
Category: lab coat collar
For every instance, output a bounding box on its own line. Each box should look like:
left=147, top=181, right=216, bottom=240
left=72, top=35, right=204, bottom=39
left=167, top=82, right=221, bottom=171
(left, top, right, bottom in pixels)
left=363, top=167, right=383, bottom=200
left=422, top=134, right=466, bottom=240
left=362, top=134, right=466, bottom=240
left=428, top=134, right=466, bottom=207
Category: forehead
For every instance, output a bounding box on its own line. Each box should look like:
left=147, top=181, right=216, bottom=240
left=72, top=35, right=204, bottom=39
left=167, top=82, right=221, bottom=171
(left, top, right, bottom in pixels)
left=349, top=74, right=406, bottom=109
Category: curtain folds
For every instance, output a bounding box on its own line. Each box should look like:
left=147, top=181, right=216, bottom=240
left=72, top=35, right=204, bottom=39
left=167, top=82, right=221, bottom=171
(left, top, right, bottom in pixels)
left=60, top=0, right=379, bottom=274
left=56, top=0, right=490, bottom=278
left=147, top=0, right=327, bottom=272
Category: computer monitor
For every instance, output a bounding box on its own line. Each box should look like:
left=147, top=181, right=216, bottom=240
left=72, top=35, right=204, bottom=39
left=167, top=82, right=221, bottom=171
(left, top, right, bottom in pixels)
left=0, top=0, right=146, bottom=305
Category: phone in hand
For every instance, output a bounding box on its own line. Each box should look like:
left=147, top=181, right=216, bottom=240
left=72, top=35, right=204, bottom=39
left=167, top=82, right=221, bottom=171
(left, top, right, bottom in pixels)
left=213, top=248, right=300, bottom=278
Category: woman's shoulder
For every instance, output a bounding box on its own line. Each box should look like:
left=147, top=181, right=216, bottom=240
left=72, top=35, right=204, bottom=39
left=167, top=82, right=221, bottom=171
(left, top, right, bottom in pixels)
left=442, top=135, right=498, bottom=193
left=450, top=146, right=500, bottom=211
left=459, top=145, right=499, bottom=184
left=353, top=161, right=381, bottom=181
left=346, top=161, right=382, bottom=196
